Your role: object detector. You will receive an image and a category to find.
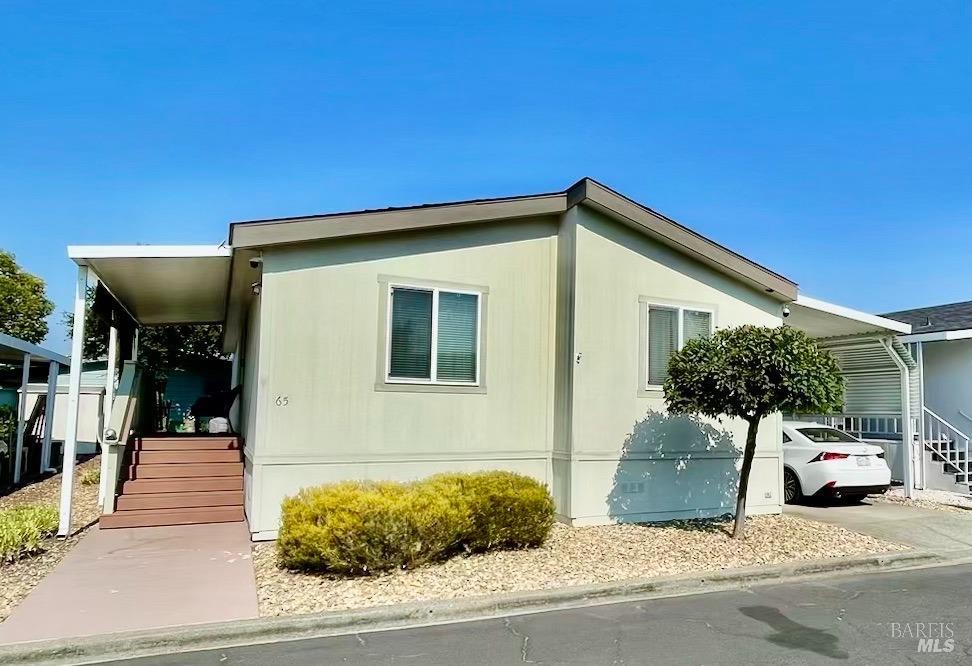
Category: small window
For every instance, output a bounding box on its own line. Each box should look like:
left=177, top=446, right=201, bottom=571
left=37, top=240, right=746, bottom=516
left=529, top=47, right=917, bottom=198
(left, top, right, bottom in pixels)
left=645, top=304, right=713, bottom=388
left=782, top=432, right=791, bottom=443
left=387, top=284, right=481, bottom=385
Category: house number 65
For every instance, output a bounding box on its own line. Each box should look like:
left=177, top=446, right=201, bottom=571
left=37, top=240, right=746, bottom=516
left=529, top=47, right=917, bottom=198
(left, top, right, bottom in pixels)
left=275, top=395, right=289, bottom=406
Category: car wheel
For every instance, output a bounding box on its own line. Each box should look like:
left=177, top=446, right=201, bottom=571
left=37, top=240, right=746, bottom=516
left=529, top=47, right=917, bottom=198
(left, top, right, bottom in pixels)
left=783, top=468, right=801, bottom=504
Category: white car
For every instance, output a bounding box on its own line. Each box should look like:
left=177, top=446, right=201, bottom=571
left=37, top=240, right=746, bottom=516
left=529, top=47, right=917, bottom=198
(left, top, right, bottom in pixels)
left=782, top=421, right=891, bottom=504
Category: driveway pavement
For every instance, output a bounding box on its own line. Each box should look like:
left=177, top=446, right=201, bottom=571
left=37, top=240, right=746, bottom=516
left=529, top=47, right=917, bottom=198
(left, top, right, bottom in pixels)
left=0, top=523, right=258, bottom=644
left=784, top=499, right=972, bottom=554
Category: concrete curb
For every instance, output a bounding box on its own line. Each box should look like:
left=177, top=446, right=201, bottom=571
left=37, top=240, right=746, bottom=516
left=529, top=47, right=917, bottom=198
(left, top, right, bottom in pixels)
left=0, top=549, right=944, bottom=665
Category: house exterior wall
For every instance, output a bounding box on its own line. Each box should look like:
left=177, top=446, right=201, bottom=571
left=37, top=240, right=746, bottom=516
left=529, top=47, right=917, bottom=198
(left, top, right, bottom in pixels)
left=240, top=207, right=787, bottom=537
left=567, top=206, right=785, bottom=524
left=921, top=339, right=972, bottom=434
left=246, top=218, right=560, bottom=537
left=23, top=388, right=103, bottom=455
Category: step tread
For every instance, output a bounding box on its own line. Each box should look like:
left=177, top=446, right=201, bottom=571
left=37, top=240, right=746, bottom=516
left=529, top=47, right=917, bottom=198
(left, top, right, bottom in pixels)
left=128, top=450, right=243, bottom=464
left=115, top=490, right=243, bottom=511
left=120, top=477, right=244, bottom=494
left=130, top=437, right=241, bottom=451
left=126, top=462, right=244, bottom=479
left=100, top=505, right=244, bottom=529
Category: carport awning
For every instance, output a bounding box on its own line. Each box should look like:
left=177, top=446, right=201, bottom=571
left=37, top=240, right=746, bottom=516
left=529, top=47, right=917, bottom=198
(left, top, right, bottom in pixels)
left=68, top=246, right=232, bottom=325
left=0, top=332, right=69, bottom=366
left=788, top=295, right=911, bottom=340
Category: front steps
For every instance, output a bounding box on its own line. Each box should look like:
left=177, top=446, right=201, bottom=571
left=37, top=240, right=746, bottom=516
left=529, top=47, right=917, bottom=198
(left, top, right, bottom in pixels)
left=100, top=435, right=245, bottom=529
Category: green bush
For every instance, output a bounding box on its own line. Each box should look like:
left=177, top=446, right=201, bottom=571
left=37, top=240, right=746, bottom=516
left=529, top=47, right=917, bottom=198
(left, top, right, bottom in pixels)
left=277, top=471, right=554, bottom=574
left=79, top=467, right=101, bottom=486
left=426, top=471, right=556, bottom=552
left=0, top=504, right=59, bottom=562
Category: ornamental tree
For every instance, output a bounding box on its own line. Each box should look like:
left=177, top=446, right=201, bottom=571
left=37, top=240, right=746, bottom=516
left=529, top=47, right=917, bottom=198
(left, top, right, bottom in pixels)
left=0, top=250, right=54, bottom=344
left=664, top=325, right=844, bottom=538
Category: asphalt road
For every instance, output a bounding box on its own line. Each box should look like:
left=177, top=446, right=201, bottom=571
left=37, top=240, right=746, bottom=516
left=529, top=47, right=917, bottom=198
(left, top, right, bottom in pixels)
left=114, top=563, right=972, bottom=665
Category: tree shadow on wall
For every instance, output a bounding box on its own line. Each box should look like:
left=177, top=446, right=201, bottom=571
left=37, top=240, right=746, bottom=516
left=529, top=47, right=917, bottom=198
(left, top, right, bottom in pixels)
left=607, top=410, right=741, bottom=524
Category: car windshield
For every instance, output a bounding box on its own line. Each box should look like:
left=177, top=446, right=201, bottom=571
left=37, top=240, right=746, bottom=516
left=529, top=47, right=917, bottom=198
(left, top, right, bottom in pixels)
left=797, top=427, right=860, bottom=444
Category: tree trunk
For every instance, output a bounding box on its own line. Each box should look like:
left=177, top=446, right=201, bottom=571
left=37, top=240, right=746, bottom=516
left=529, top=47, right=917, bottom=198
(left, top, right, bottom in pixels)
left=733, top=416, right=761, bottom=539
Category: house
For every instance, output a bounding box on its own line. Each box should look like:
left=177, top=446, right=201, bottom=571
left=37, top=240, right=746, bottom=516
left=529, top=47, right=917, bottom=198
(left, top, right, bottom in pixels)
left=0, top=332, right=69, bottom=486
left=882, top=301, right=972, bottom=492
left=58, top=178, right=915, bottom=539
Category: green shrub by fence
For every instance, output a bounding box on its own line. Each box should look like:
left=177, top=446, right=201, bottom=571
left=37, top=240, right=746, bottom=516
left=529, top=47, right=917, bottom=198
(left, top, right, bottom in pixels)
left=277, top=471, right=555, bottom=574
left=0, top=504, right=59, bottom=562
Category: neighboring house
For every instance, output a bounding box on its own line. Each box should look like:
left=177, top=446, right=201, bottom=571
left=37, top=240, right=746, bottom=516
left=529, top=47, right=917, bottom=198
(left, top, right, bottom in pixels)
left=61, top=178, right=912, bottom=538
left=882, top=301, right=972, bottom=491
left=23, top=362, right=105, bottom=457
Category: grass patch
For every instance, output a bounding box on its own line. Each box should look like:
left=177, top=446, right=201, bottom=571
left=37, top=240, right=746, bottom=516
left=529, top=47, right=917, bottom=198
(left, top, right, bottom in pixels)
left=0, top=504, right=58, bottom=563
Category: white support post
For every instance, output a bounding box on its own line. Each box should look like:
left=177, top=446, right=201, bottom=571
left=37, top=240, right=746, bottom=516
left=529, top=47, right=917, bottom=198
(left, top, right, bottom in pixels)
left=13, top=352, right=31, bottom=484
left=58, top=265, right=88, bottom=537
left=40, top=360, right=58, bottom=474
left=98, top=322, right=119, bottom=505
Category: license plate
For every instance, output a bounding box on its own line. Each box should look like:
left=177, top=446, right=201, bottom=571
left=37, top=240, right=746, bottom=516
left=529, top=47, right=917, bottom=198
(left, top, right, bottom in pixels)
left=856, top=456, right=871, bottom=467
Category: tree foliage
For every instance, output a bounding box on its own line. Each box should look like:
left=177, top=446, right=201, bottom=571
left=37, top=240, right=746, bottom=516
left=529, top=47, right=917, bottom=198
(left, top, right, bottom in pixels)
left=64, top=289, right=226, bottom=378
left=664, top=325, right=844, bottom=538
left=0, top=250, right=54, bottom=344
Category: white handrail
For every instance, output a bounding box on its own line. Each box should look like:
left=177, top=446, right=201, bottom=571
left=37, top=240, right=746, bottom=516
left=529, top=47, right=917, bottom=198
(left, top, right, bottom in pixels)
left=922, top=406, right=970, bottom=485
left=100, top=361, right=142, bottom=514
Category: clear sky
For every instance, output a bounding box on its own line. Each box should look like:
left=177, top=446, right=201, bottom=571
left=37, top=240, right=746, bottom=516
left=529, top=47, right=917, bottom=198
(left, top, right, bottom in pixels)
left=2, top=2, right=969, bottom=352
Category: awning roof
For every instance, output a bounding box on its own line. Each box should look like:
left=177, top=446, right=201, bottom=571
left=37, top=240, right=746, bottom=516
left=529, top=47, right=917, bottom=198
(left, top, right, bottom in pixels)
left=68, top=246, right=232, bottom=325
left=0, top=332, right=70, bottom=366
left=789, top=295, right=912, bottom=340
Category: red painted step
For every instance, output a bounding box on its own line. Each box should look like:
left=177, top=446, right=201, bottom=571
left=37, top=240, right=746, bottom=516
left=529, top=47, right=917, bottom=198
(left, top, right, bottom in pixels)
left=130, top=437, right=241, bottom=451
left=120, top=476, right=244, bottom=494
left=126, top=462, right=243, bottom=479
left=100, top=505, right=244, bottom=529
left=115, top=490, right=243, bottom=511
left=128, top=449, right=242, bottom=465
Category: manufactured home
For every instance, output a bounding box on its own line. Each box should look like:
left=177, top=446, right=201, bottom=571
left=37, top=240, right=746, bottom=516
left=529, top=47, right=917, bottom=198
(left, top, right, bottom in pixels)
left=57, top=179, right=916, bottom=538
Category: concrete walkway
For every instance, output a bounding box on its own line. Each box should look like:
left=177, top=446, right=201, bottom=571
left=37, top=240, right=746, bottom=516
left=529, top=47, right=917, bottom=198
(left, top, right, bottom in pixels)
left=785, top=499, right=972, bottom=554
left=0, top=523, right=258, bottom=644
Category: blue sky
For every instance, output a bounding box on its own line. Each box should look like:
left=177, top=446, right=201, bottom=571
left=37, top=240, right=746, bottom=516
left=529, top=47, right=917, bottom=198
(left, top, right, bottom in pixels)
left=1, top=2, right=969, bottom=351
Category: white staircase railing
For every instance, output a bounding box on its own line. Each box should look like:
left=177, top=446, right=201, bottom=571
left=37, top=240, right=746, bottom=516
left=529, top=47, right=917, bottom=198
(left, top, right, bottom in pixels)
left=99, top=361, right=142, bottom=514
left=922, top=407, right=971, bottom=486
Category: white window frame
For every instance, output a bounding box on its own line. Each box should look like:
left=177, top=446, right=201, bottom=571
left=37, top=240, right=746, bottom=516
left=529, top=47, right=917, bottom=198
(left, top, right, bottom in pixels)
left=385, top=282, right=483, bottom=387
left=644, top=302, right=715, bottom=390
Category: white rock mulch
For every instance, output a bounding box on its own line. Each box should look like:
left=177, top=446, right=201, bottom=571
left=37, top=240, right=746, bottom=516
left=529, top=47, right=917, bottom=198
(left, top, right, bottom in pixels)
left=253, top=513, right=905, bottom=617
left=872, top=487, right=972, bottom=514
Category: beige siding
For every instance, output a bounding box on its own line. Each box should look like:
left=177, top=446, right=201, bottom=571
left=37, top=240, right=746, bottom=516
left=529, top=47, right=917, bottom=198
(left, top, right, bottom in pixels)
left=248, top=219, right=559, bottom=536
left=568, top=206, right=785, bottom=523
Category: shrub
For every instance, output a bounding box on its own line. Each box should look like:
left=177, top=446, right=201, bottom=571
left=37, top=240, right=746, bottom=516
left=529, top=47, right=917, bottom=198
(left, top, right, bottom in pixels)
left=79, top=467, right=101, bottom=486
left=277, top=480, right=467, bottom=574
left=0, top=504, right=59, bottom=562
left=426, top=471, right=556, bottom=552
left=277, top=472, right=555, bottom=574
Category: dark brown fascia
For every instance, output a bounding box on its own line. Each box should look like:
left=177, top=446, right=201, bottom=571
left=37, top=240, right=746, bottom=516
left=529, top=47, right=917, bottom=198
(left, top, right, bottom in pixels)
left=224, top=178, right=797, bottom=342
left=229, top=192, right=569, bottom=249
left=568, top=178, right=797, bottom=301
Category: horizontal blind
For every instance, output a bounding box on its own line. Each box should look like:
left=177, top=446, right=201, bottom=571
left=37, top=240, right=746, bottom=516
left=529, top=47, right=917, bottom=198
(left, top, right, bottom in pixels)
left=648, top=306, right=677, bottom=385
left=389, top=287, right=432, bottom=379
left=683, top=310, right=711, bottom=342
left=436, top=292, right=478, bottom=382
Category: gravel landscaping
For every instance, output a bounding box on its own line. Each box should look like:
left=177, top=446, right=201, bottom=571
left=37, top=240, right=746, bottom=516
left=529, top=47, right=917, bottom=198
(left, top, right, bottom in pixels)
left=0, top=456, right=101, bottom=622
left=871, top=487, right=972, bottom=514
left=253, top=513, right=906, bottom=617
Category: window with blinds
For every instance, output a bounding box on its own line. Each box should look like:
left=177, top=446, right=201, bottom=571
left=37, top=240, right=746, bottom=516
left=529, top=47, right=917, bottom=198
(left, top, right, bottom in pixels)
left=388, top=285, right=481, bottom=384
left=645, top=304, right=712, bottom=387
